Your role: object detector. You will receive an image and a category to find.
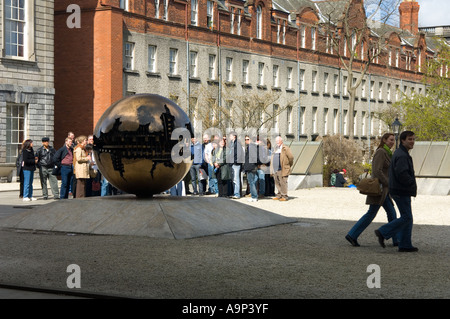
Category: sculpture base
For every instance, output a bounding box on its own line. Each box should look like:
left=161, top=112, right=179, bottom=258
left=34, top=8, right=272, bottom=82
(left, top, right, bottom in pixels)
left=0, top=195, right=296, bottom=239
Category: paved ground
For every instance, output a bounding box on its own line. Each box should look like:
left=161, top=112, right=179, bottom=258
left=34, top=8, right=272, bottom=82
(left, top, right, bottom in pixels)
left=0, top=181, right=449, bottom=305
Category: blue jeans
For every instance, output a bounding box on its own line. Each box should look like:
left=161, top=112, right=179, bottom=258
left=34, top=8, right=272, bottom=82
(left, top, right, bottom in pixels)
left=231, top=164, right=241, bottom=198
left=247, top=171, right=258, bottom=199
left=257, top=169, right=265, bottom=195
left=378, top=195, right=414, bottom=249
left=207, top=163, right=218, bottom=194
left=23, top=170, right=34, bottom=198
left=60, top=165, right=73, bottom=199
left=348, top=195, right=398, bottom=243
left=101, top=177, right=112, bottom=196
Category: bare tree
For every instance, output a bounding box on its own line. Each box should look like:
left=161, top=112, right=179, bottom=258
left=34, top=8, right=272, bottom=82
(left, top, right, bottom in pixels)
left=319, top=0, right=403, bottom=139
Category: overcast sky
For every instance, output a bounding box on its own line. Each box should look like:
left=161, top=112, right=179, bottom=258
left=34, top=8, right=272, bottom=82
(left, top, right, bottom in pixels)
left=417, top=0, right=450, bottom=27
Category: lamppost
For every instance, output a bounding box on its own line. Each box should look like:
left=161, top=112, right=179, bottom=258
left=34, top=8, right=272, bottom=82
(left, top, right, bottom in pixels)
left=392, top=117, right=402, bottom=149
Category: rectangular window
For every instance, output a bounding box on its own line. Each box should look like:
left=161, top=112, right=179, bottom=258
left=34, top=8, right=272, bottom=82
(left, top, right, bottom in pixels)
left=378, top=82, right=383, bottom=100
left=370, top=81, right=375, bottom=99
left=6, top=103, right=26, bottom=164
left=148, top=45, right=157, bottom=72
left=4, top=0, right=26, bottom=57
left=124, top=42, right=135, bottom=70
left=312, top=107, right=317, bottom=133
left=334, top=74, right=339, bottom=94
left=120, top=0, right=129, bottom=11
left=226, top=57, right=233, bottom=82
left=300, top=25, right=306, bottom=48
left=287, top=67, right=293, bottom=89
left=163, top=0, right=169, bottom=20
left=189, top=51, right=198, bottom=77
left=236, top=9, right=241, bottom=35
left=191, top=0, right=198, bottom=25
left=333, top=109, right=338, bottom=134
left=343, top=76, right=348, bottom=95
left=230, top=7, right=235, bottom=34
left=207, top=0, right=214, bottom=29
left=300, top=107, right=306, bottom=134
left=311, top=27, right=316, bottom=50
left=323, top=108, right=329, bottom=135
left=361, top=79, right=366, bottom=98
left=287, top=106, right=293, bottom=133
left=273, top=104, right=279, bottom=130
left=312, top=71, right=317, bottom=91
left=155, top=0, right=160, bottom=18
left=323, top=72, right=329, bottom=93
left=242, top=60, right=249, bottom=83
left=299, top=69, right=305, bottom=90
left=273, top=65, right=279, bottom=87
left=169, top=48, right=178, bottom=75
left=209, top=54, right=216, bottom=80
left=361, top=111, right=366, bottom=136
left=258, top=62, right=264, bottom=85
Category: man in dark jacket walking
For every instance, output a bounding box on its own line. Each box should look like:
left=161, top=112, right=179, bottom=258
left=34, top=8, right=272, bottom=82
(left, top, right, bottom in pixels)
left=36, top=137, right=59, bottom=200
left=375, top=131, right=418, bottom=252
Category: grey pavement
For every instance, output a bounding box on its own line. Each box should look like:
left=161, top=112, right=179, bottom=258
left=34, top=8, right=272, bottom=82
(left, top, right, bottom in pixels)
left=0, top=180, right=449, bottom=304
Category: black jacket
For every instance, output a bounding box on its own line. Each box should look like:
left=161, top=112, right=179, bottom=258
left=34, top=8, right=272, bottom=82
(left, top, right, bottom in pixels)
left=389, top=144, right=417, bottom=197
left=53, top=145, right=71, bottom=167
left=22, top=148, right=36, bottom=171
left=35, top=146, right=56, bottom=168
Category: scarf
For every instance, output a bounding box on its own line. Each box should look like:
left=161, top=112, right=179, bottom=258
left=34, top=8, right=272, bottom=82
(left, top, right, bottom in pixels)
left=383, top=144, right=393, bottom=158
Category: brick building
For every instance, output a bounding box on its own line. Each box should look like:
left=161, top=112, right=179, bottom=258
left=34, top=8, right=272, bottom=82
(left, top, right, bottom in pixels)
left=0, top=0, right=55, bottom=178
left=53, top=0, right=434, bottom=147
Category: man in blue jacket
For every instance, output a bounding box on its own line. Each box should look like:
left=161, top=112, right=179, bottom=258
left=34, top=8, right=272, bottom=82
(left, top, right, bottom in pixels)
left=375, top=131, right=418, bottom=252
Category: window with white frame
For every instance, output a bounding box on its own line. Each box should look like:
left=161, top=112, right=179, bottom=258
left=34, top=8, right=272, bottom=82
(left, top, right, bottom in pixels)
left=277, top=19, right=281, bottom=43
left=370, top=80, right=374, bottom=99
left=334, top=74, right=339, bottom=94
left=353, top=111, right=357, bottom=136
left=287, top=106, right=293, bottom=133
left=343, top=76, right=348, bottom=95
left=258, top=62, right=264, bottom=85
left=387, top=83, right=391, bottom=101
left=256, top=6, right=262, bottom=39
left=3, top=0, right=34, bottom=59
left=209, top=54, right=216, bottom=79
left=312, top=71, right=317, bottom=91
left=6, top=103, right=26, bottom=164
left=273, top=104, right=279, bottom=130
left=226, top=57, right=233, bottom=82
left=395, top=49, right=399, bottom=68
left=311, top=27, right=316, bottom=50
left=242, top=60, right=249, bottom=83
left=378, top=82, right=383, bottom=100
left=189, top=51, right=198, bottom=77
left=207, top=0, right=214, bottom=29
left=120, top=0, right=129, bottom=11
left=323, top=72, right=329, bottom=93
left=191, top=0, right=198, bottom=25
left=300, top=25, right=306, bottom=48
left=163, top=0, right=169, bottom=20
left=333, top=109, right=338, bottom=134
left=323, top=108, right=329, bottom=135
left=361, top=111, right=366, bottom=136
left=361, top=79, right=366, bottom=97
left=287, top=67, right=293, bottom=89
left=273, top=65, right=279, bottom=87
left=312, top=107, right=318, bottom=133
left=299, top=69, right=305, bottom=90
left=343, top=110, right=348, bottom=135
left=169, top=48, right=178, bottom=75
left=236, top=8, right=241, bottom=35
left=155, top=0, right=160, bottom=18
left=124, top=42, right=135, bottom=70
left=148, top=45, right=157, bottom=72
left=230, top=7, right=235, bottom=34
left=300, top=107, right=306, bottom=134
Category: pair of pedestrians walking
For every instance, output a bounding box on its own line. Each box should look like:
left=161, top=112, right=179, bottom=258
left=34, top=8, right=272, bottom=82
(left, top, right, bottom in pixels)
left=346, top=131, right=418, bottom=252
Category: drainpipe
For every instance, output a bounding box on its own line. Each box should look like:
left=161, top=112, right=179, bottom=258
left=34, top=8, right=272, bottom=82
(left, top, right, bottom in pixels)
left=297, top=28, right=301, bottom=141
left=186, top=2, right=190, bottom=118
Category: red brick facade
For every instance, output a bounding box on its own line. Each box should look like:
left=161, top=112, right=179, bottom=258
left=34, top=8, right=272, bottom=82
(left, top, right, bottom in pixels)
left=54, top=0, right=430, bottom=145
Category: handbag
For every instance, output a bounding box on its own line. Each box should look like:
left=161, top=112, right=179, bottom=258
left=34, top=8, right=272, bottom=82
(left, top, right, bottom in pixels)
left=52, top=165, right=61, bottom=176
left=357, top=177, right=382, bottom=196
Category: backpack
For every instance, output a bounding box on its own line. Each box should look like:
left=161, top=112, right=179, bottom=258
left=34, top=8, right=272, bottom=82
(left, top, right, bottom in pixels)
left=330, top=173, right=336, bottom=186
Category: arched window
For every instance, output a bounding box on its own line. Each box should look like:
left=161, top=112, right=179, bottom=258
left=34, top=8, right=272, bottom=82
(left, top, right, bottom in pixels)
left=256, top=5, right=262, bottom=39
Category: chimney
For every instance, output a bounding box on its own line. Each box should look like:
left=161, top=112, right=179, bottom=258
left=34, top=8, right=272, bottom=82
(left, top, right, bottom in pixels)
left=399, top=0, right=420, bottom=35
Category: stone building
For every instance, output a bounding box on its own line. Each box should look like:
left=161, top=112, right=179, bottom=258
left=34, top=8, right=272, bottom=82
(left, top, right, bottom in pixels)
left=0, top=0, right=55, bottom=179
left=53, top=0, right=435, bottom=148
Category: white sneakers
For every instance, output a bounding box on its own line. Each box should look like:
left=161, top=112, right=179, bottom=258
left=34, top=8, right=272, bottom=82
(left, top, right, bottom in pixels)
left=23, top=197, right=37, bottom=202
left=247, top=198, right=258, bottom=202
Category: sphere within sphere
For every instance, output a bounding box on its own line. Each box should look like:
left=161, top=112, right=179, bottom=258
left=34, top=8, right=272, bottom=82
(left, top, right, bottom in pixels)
left=93, top=94, right=193, bottom=197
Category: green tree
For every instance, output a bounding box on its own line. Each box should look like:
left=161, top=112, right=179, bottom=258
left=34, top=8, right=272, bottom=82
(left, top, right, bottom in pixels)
left=394, top=39, right=450, bottom=141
